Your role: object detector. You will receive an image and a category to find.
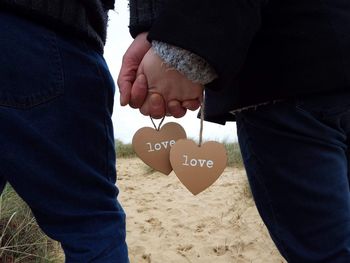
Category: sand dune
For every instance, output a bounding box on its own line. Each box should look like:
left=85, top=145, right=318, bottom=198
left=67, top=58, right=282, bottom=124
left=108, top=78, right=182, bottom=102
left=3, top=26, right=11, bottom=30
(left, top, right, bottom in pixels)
left=117, top=158, right=286, bottom=263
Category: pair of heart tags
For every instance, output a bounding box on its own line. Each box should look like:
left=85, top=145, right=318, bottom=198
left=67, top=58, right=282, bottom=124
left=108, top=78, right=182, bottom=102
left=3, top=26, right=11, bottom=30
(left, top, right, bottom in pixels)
left=132, top=122, right=227, bottom=195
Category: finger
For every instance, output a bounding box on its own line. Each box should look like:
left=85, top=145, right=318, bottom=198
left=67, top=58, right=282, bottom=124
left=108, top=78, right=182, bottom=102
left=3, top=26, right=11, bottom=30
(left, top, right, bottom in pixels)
left=168, top=100, right=187, bottom=118
left=129, top=74, right=148, bottom=109
left=140, top=93, right=166, bottom=119
left=117, top=64, right=134, bottom=106
left=118, top=77, right=132, bottom=106
left=149, top=93, right=166, bottom=119
left=182, top=99, right=202, bottom=111
left=117, top=53, right=136, bottom=106
left=117, top=33, right=151, bottom=106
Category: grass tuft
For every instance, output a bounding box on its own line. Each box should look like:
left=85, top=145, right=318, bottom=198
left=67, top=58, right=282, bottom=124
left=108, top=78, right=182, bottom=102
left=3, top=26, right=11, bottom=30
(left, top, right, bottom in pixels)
left=115, top=140, right=135, bottom=158
left=224, top=142, right=244, bottom=168
left=0, top=185, right=63, bottom=262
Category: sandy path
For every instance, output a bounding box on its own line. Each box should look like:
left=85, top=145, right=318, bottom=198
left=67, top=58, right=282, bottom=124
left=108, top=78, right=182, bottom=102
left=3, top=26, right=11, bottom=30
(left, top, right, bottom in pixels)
left=117, top=158, right=286, bottom=263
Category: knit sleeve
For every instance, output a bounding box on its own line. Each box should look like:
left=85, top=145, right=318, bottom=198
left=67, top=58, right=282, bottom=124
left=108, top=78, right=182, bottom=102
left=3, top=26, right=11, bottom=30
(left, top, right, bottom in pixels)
left=129, top=0, right=165, bottom=38
left=152, top=41, right=217, bottom=85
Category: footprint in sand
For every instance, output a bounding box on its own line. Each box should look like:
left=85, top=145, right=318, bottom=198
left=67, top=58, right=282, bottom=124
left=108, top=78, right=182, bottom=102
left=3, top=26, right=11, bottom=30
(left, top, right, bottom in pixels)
left=144, top=217, right=164, bottom=234
left=141, top=253, right=152, bottom=263
left=136, top=207, right=150, bottom=213
left=125, top=186, right=135, bottom=191
left=195, top=223, right=206, bottom=233
left=213, top=245, right=229, bottom=256
left=145, top=217, right=162, bottom=227
left=177, top=244, right=194, bottom=255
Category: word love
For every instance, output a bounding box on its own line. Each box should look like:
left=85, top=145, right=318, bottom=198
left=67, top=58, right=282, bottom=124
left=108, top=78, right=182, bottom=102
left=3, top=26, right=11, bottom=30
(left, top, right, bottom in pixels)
left=147, top=140, right=176, bottom=152
left=170, top=139, right=227, bottom=195
left=182, top=155, right=214, bottom=168
left=132, top=122, right=187, bottom=175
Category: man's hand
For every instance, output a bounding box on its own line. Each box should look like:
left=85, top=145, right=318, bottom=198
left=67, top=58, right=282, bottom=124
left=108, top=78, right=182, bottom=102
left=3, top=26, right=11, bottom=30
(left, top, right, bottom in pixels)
left=137, top=48, right=204, bottom=118
left=117, top=32, right=151, bottom=107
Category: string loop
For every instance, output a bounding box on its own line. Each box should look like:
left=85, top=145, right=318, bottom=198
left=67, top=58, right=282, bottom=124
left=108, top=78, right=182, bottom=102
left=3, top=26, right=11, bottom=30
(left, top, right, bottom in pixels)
left=199, top=94, right=205, bottom=147
left=150, top=116, right=165, bottom=131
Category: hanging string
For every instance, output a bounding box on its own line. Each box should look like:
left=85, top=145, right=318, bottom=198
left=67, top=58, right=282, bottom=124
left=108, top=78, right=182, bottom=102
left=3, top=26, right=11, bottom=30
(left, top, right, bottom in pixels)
left=199, top=96, right=205, bottom=147
left=150, top=116, right=165, bottom=131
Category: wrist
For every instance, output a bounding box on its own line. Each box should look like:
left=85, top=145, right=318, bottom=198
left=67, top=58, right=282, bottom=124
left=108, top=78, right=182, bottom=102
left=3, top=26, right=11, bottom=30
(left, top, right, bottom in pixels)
left=151, top=41, right=217, bottom=85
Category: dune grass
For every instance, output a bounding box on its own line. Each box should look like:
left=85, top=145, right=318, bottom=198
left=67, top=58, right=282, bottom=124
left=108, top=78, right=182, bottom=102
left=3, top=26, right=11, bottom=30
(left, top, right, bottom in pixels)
left=0, top=185, right=63, bottom=263
left=224, top=142, right=244, bottom=168
left=115, top=140, right=136, bottom=158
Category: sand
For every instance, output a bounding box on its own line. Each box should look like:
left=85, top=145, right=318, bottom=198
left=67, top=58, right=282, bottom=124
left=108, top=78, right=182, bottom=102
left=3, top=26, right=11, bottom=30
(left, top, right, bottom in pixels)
left=117, top=158, right=286, bottom=263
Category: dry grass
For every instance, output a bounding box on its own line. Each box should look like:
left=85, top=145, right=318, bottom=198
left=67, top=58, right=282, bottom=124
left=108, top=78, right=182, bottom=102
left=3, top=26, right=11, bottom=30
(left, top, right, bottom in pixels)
left=224, top=142, right=244, bottom=168
left=115, top=140, right=136, bottom=158
left=0, top=185, right=63, bottom=263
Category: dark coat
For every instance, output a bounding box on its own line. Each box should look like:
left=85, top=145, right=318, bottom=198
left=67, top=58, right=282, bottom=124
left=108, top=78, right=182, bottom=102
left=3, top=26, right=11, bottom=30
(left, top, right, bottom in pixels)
left=131, top=0, right=350, bottom=123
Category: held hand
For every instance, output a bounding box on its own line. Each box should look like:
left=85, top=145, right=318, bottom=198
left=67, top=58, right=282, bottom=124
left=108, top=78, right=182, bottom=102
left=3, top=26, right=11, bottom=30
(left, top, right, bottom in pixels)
left=139, top=94, right=202, bottom=119
left=137, top=48, right=204, bottom=118
left=118, top=32, right=202, bottom=118
left=117, top=32, right=151, bottom=107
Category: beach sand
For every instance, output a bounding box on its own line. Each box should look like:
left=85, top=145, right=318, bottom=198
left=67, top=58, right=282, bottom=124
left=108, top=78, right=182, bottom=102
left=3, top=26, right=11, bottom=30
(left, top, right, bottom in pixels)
left=117, top=158, right=286, bottom=263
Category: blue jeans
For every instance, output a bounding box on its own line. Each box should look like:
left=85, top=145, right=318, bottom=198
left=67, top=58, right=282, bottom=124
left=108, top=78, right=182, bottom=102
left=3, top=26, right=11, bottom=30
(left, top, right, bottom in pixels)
left=236, top=93, right=350, bottom=262
left=0, top=10, right=128, bottom=262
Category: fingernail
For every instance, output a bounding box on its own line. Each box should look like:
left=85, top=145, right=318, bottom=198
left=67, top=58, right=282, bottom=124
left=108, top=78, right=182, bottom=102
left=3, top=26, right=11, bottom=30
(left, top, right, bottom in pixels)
left=137, top=74, right=147, bottom=85
left=182, top=101, right=189, bottom=108
left=120, top=96, right=125, bottom=106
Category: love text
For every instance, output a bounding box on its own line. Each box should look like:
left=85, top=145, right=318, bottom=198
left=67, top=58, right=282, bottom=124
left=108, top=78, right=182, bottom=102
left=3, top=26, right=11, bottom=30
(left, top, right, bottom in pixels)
left=146, top=140, right=176, bottom=152
left=182, top=154, right=214, bottom=168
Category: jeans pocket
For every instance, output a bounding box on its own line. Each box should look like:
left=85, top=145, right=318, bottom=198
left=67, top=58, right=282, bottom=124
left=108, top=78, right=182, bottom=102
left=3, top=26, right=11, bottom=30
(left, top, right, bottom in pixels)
left=0, top=13, right=64, bottom=109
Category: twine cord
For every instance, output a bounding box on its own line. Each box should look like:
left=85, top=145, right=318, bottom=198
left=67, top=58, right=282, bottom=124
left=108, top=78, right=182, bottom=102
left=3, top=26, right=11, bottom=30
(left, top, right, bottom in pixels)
left=150, top=116, right=165, bottom=131
left=199, top=97, right=205, bottom=147
left=149, top=93, right=204, bottom=144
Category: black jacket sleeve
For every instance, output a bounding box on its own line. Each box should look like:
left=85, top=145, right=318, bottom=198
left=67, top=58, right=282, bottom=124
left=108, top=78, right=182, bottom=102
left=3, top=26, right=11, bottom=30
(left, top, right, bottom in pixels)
left=147, top=0, right=268, bottom=91
left=129, top=0, right=167, bottom=38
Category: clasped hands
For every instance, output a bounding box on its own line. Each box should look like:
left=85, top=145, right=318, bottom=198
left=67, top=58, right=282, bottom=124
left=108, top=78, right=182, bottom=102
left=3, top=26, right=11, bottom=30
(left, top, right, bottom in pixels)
left=118, top=32, right=204, bottom=119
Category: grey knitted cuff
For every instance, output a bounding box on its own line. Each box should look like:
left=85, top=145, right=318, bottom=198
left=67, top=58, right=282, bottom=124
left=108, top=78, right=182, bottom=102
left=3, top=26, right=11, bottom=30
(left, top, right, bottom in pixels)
left=152, top=41, right=217, bottom=85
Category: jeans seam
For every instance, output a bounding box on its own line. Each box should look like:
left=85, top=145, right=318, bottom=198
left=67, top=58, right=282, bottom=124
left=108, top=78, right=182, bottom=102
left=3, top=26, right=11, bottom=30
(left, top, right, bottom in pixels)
left=49, top=31, right=65, bottom=97
left=88, top=47, right=111, bottom=182
left=239, top=115, right=290, bottom=260
left=81, top=40, right=114, bottom=182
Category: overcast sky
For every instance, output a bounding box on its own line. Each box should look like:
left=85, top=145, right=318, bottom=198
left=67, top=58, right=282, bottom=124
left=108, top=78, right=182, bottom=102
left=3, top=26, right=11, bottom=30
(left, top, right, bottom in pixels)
left=104, top=0, right=237, bottom=143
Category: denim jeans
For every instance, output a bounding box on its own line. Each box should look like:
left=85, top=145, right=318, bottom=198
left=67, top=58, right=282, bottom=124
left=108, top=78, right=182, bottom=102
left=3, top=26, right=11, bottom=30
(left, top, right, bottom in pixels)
left=0, top=10, right=128, bottom=262
left=236, top=93, right=350, bottom=262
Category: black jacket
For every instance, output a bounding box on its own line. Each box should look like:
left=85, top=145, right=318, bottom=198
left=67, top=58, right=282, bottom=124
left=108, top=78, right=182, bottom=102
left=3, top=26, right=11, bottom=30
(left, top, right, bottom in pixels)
left=131, top=0, right=350, bottom=123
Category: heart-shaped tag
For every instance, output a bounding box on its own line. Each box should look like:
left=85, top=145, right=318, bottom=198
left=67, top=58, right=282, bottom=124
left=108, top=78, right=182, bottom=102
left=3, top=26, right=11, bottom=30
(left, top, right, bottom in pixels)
left=170, top=139, right=227, bottom=195
left=132, top=122, right=187, bottom=175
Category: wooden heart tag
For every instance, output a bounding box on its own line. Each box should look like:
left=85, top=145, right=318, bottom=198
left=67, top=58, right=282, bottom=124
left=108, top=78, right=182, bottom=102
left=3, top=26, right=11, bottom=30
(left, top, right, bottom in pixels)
left=132, top=122, right=187, bottom=175
left=170, top=139, right=227, bottom=195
